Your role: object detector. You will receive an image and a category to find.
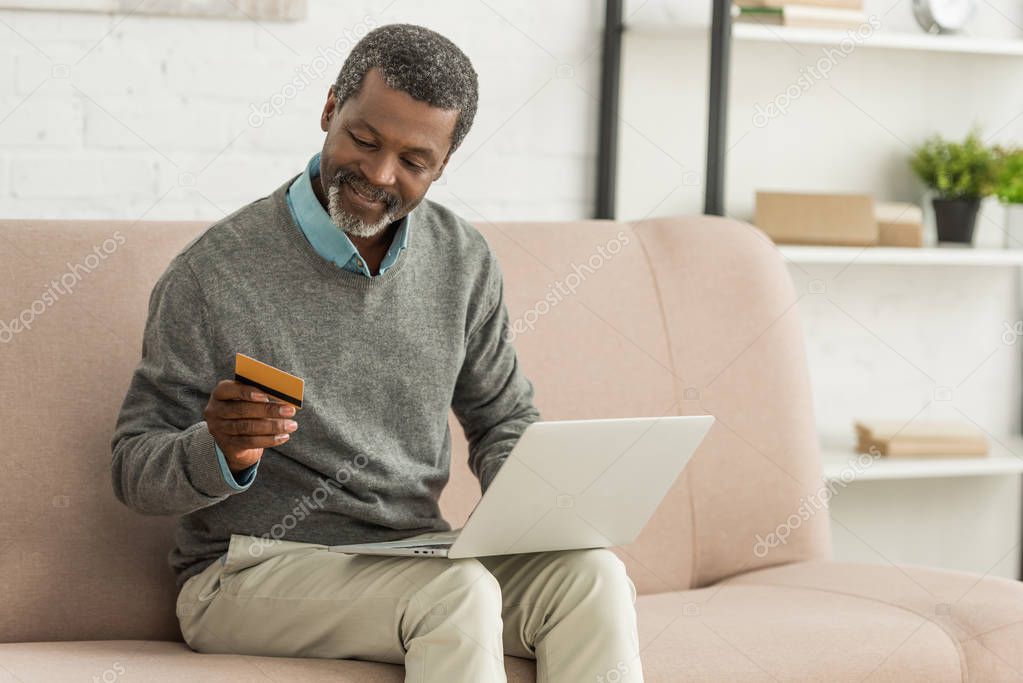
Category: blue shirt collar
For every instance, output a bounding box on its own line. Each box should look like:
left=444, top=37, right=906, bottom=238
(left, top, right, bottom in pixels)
left=287, top=152, right=410, bottom=275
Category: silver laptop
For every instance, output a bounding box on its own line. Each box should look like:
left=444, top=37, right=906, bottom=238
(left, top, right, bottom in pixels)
left=329, top=415, right=714, bottom=559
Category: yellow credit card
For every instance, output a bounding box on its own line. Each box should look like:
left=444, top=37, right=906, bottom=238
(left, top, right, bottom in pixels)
left=234, top=353, right=304, bottom=409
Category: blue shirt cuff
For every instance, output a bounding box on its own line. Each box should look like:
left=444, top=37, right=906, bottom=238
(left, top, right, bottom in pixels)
left=215, top=442, right=258, bottom=490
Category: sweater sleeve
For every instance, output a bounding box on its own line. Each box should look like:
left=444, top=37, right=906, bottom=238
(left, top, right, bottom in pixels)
left=451, top=252, right=541, bottom=493
left=216, top=442, right=259, bottom=490
left=110, top=256, right=244, bottom=515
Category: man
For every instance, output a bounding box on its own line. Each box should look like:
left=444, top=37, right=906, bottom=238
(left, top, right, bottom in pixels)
left=111, top=23, right=644, bottom=683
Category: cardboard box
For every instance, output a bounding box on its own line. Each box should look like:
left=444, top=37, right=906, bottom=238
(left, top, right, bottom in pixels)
left=876, top=202, right=924, bottom=247
left=754, top=191, right=877, bottom=246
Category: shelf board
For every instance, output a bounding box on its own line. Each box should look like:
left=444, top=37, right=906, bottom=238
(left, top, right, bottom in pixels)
left=776, top=244, right=1023, bottom=266
left=820, top=435, right=1023, bottom=482
left=629, top=23, right=1023, bottom=57
left=731, top=23, right=1023, bottom=57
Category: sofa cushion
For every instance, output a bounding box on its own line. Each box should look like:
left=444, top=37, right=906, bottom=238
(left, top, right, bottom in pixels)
left=0, top=218, right=206, bottom=644
left=633, top=216, right=832, bottom=589
left=720, top=560, right=1023, bottom=681
left=462, top=220, right=691, bottom=594
left=0, top=640, right=537, bottom=682
left=638, top=578, right=964, bottom=682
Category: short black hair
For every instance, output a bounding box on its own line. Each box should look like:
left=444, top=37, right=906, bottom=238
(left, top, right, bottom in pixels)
left=333, top=23, right=479, bottom=157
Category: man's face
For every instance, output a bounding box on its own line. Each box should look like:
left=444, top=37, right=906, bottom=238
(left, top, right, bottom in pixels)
left=318, top=67, right=459, bottom=239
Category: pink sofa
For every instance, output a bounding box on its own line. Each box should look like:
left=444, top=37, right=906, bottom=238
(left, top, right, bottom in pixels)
left=1, top=213, right=1021, bottom=682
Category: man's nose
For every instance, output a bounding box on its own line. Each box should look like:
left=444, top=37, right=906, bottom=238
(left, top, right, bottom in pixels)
left=359, top=155, right=397, bottom=191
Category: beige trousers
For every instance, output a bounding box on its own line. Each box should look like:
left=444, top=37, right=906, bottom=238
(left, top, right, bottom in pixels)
left=176, top=534, right=645, bottom=683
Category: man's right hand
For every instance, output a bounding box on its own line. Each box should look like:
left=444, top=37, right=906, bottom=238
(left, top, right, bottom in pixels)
left=204, top=379, right=299, bottom=473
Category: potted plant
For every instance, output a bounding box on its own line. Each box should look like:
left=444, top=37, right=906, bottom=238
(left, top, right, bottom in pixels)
left=995, top=147, right=1023, bottom=248
left=910, top=131, right=998, bottom=244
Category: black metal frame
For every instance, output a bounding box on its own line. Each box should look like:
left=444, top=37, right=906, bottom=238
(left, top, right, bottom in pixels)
left=595, top=0, right=623, bottom=219
left=704, top=0, right=732, bottom=216
left=595, top=0, right=732, bottom=219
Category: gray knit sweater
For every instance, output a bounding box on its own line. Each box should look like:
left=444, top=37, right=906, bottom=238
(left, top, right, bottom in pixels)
left=110, top=175, right=541, bottom=589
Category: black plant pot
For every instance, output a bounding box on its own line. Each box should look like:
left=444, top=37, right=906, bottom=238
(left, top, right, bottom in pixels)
left=932, top=197, right=980, bottom=244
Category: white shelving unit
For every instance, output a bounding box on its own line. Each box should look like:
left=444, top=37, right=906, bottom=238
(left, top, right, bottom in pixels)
left=784, top=243, right=1023, bottom=580
left=820, top=435, right=1023, bottom=482
left=777, top=245, right=1023, bottom=266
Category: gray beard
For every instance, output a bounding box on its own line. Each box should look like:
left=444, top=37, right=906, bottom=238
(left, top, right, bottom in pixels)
left=326, top=183, right=398, bottom=239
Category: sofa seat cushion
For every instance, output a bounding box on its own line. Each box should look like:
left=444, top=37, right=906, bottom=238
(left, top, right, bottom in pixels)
left=636, top=575, right=968, bottom=681
left=0, top=640, right=537, bottom=682
left=717, top=560, right=1023, bottom=682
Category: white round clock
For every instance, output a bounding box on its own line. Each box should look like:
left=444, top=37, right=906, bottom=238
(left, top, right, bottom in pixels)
left=912, top=0, right=976, bottom=33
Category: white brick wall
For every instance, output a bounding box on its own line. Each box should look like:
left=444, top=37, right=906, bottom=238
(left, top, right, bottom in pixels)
left=10, top=153, right=157, bottom=198
left=0, top=0, right=605, bottom=221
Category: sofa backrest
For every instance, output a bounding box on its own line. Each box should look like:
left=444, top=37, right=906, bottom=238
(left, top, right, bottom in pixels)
left=0, top=214, right=829, bottom=643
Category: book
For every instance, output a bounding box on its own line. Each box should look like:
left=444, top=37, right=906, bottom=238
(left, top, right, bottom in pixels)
left=858, top=437, right=989, bottom=457
left=854, top=420, right=989, bottom=458
left=736, top=0, right=862, bottom=9
left=736, top=5, right=869, bottom=30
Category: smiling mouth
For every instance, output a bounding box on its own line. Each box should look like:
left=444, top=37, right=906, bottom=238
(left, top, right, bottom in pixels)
left=348, top=183, right=383, bottom=205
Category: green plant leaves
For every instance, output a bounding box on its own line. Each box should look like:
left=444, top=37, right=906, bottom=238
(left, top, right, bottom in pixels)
left=910, top=130, right=999, bottom=201
left=995, top=148, right=1023, bottom=204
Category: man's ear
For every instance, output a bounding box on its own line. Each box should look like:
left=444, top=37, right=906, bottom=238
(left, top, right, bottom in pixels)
left=434, top=149, right=453, bottom=182
left=320, top=87, right=337, bottom=133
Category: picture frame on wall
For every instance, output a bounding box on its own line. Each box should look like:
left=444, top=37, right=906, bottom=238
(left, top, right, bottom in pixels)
left=0, top=0, right=306, bottom=21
